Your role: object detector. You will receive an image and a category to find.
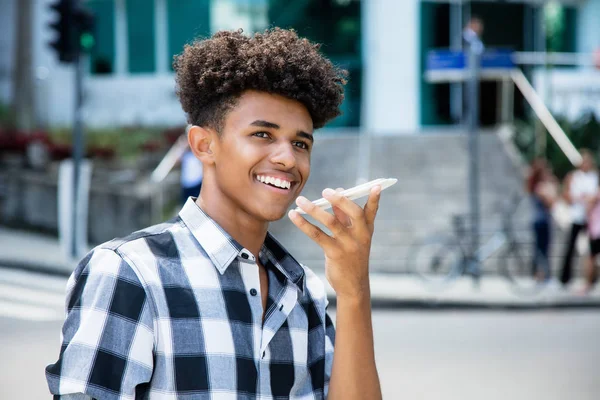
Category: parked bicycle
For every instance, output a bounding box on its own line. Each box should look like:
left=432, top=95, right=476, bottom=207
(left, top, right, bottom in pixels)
left=406, top=195, right=545, bottom=295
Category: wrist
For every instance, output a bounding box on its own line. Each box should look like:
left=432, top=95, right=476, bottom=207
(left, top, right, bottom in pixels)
left=335, top=285, right=371, bottom=305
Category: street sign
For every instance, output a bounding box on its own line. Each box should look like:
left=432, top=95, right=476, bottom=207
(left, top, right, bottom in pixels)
left=427, top=49, right=515, bottom=72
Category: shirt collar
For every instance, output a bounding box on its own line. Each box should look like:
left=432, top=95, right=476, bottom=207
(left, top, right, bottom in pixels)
left=179, top=198, right=305, bottom=293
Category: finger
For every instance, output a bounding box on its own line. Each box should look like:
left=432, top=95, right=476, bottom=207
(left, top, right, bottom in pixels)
left=295, top=196, right=349, bottom=239
left=322, top=188, right=365, bottom=224
left=333, top=188, right=351, bottom=227
left=364, top=185, right=382, bottom=229
left=332, top=206, right=352, bottom=227
left=288, top=210, right=336, bottom=249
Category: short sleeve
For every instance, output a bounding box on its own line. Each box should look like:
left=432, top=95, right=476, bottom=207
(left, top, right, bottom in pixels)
left=45, top=248, right=155, bottom=399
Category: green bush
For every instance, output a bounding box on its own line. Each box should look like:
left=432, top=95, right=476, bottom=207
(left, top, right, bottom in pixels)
left=513, top=112, right=600, bottom=179
left=48, top=126, right=167, bottom=161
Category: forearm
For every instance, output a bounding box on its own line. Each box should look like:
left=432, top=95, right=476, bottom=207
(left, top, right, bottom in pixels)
left=327, top=290, right=382, bottom=400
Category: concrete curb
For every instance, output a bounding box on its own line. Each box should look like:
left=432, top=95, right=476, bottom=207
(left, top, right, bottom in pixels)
left=3, top=260, right=600, bottom=310
left=328, top=297, right=600, bottom=311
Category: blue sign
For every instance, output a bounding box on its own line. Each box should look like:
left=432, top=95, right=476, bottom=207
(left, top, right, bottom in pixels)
left=427, top=49, right=515, bottom=71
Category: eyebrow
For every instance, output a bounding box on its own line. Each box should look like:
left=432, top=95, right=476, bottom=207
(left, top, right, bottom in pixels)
left=249, top=120, right=314, bottom=143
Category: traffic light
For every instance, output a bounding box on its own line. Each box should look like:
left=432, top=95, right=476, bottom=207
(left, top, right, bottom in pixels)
left=76, top=8, right=96, bottom=52
left=48, top=0, right=76, bottom=63
left=48, top=0, right=95, bottom=63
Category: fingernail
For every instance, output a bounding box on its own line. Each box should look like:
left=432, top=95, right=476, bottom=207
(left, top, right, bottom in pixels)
left=296, top=196, right=310, bottom=207
left=323, top=188, right=335, bottom=197
left=374, top=185, right=382, bottom=194
left=288, top=210, right=299, bottom=219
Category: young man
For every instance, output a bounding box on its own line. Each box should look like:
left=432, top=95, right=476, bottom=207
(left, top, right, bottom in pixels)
left=46, top=28, right=383, bottom=399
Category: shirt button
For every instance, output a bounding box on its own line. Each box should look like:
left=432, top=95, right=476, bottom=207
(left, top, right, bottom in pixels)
left=241, top=252, right=249, bottom=259
left=250, top=288, right=258, bottom=296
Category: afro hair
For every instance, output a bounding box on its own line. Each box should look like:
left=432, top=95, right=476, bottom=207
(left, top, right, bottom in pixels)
left=173, top=28, right=347, bottom=130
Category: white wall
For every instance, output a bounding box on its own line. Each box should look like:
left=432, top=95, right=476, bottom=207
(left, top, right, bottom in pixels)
left=362, top=0, right=419, bottom=135
left=0, top=0, right=16, bottom=104
left=533, top=69, right=600, bottom=121
left=577, top=0, right=600, bottom=53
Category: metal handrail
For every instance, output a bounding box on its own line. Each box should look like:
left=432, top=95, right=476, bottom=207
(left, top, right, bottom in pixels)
left=150, top=125, right=190, bottom=183
left=510, top=68, right=582, bottom=167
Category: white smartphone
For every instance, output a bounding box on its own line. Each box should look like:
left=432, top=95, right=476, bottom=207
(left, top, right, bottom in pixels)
left=293, top=178, right=398, bottom=214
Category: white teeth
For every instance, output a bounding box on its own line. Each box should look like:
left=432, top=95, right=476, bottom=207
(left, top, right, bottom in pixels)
left=257, top=175, right=291, bottom=189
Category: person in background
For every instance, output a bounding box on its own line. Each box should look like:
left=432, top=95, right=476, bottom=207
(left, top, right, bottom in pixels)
left=560, top=150, right=599, bottom=286
left=461, top=16, right=485, bottom=124
left=527, top=158, right=558, bottom=282
left=583, top=170, right=600, bottom=293
left=180, top=147, right=203, bottom=204
left=462, top=16, right=484, bottom=53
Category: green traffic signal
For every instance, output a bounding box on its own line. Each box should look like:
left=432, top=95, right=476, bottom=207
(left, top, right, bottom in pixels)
left=80, top=33, right=95, bottom=50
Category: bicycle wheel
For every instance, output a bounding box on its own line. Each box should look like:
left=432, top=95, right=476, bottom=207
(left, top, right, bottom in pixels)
left=499, top=244, right=543, bottom=295
left=406, top=235, right=464, bottom=287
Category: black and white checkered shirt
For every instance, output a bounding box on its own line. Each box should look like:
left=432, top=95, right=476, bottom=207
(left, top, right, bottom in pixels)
left=46, top=198, right=335, bottom=399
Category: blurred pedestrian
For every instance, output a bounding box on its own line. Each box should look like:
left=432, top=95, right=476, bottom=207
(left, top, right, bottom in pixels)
left=461, top=16, right=485, bottom=124
left=560, top=150, right=598, bottom=286
left=462, top=16, right=484, bottom=53
left=583, top=171, right=600, bottom=293
left=180, top=147, right=203, bottom=204
left=526, top=158, right=558, bottom=281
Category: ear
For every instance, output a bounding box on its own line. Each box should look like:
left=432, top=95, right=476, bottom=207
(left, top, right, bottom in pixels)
left=188, top=125, right=216, bottom=165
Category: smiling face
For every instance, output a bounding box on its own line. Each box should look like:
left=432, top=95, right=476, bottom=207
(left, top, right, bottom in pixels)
left=195, top=90, right=313, bottom=223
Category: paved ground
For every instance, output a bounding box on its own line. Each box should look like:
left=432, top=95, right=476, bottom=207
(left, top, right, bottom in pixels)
left=1, top=269, right=599, bottom=399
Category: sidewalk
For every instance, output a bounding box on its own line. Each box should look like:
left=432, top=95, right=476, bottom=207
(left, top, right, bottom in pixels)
left=2, top=226, right=600, bottom=309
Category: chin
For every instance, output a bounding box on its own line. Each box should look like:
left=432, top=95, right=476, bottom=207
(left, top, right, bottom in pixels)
left=261, top=208, right=289, bottom=222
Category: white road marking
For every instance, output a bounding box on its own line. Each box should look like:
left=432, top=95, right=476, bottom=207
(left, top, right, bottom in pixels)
left=0, top=300, right=64, bottom=321
left=0, top=283, right=65, bottom=306
left=0, top=268, right=67, bottom=321
left=0, top=268, right=68, bottom=292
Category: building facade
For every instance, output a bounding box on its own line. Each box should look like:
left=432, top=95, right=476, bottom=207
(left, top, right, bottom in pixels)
left=0, top=0, right=598, bottom=133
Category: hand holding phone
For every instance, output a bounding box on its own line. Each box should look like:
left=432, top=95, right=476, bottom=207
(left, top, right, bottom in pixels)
left=293, top=178, right=397, bottom=214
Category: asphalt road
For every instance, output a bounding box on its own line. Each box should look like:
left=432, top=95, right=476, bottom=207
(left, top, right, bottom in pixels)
left=1, top=268, right=599, bottom=399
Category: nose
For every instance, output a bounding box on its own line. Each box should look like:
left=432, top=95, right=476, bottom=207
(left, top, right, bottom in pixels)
left=270, top=141, right=296, bottom=169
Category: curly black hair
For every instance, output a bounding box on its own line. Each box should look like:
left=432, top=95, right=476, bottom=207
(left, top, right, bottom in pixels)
left=173, top=28, right=347, bottom=130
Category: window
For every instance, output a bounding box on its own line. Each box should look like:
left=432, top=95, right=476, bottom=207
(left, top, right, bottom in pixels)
left=87, top=0, right=116, bottom=74
left=268, top=0, right=362, bottom=127
left=167, top=0, right=211, bottom=69
left=126, top=0, right=156, bottom=73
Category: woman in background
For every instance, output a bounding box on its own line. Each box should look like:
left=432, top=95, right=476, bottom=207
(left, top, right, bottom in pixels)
left=583, top=172, right=600, bottom=294
left=527, top=159, right=558, bottom=282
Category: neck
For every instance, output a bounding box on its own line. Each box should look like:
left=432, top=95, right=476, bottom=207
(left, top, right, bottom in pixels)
left=195, top=181, right=269, bottom=257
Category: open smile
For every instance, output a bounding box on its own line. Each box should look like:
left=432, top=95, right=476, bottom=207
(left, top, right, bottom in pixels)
left=254, top=174, right=296, bottom=193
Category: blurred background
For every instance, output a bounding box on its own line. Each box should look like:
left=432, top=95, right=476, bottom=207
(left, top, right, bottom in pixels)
left=1, top=0, right=600, bottom=399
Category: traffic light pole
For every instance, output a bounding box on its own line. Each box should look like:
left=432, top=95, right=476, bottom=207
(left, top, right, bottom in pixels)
left=71, top=54, right=85, bottom=258
left=467, top=40, right=482, bottom=283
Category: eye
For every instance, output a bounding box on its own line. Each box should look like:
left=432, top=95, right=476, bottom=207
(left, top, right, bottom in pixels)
left=252, top=131, right=270, bottom=139
left=293, top=141, right=309, bottom=150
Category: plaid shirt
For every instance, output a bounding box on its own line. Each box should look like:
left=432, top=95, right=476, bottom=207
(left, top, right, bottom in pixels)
left=46, top=198, right=335, bottom=399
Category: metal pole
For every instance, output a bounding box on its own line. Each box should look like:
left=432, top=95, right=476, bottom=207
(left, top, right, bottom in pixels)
left=467, top=38, right=482, bottom=280
left=71, top=54, right=84, bottom=258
